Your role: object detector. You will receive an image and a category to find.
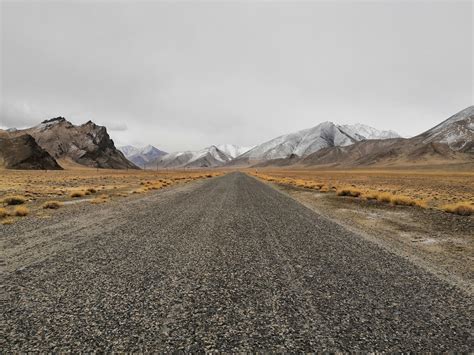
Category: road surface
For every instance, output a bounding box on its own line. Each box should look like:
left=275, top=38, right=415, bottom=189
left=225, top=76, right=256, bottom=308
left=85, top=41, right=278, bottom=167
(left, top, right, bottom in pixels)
left=3, top=172, right=472, bottom=351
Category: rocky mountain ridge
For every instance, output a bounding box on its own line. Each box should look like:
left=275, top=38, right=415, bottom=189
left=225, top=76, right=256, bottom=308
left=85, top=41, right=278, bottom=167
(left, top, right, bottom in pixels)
left=5, top=117, right=138, bottom=169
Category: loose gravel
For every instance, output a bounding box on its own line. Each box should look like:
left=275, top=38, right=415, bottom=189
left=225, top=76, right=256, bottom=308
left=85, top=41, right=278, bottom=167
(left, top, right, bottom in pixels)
left=2, top=172, right=473, bottom=351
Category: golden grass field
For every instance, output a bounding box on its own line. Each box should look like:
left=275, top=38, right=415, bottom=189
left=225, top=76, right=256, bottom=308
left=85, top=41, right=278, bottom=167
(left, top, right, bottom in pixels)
left=2, top=167, right=473, bottom=224
left=248, top=168, right=474, bottom=215
left=0, top=168, right=222, bottom=224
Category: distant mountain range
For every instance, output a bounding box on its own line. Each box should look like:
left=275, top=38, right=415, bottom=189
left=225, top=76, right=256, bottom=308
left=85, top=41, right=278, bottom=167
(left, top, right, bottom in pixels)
left=151, top=145, right=235, bottom=169
left=230, top=122, right=401, bottom=166
left=254, top=106, right=474, bottom=168
left=119, top=145, right=167, bottom=167
left=147, top=124, right=399, bottom=169
left=119, top=144, right=252, bottom=169
left=1, top=106, right=472, bottom=170
left=215, top=144, right=254, bottom=159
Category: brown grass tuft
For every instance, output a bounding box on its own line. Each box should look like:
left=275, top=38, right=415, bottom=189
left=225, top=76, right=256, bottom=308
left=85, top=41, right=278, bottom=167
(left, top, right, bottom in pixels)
left=377, top=192, right=393, bottom=203
left=42, top=201, right=63, bottom=209
left=1, top=218, right=14, bottom=225
left=0, top=207, right=9, bottom=218
left=414, top=200, right=428, bottom=208
left=442, top=202, right=474, bottom=216
left=70, top=190, right=85, bottom=198
left=319, top=185, right=330, bottom=193
left=3, top=195, right=26, bottom=205
left=90, top=195, right=109, bottom=204
left=337, top=187, right=362, bottom=197
left=14, top=206, right=29, bottom=216
left=390, top=195, right=417, bottom=206
left=364, top=192, right=379, bottom=200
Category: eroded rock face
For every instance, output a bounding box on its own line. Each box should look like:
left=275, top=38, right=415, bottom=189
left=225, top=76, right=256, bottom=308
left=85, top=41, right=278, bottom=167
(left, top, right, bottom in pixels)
left=18, top=118, right=138, bottom=169
left=0, top=133, right=62, bottom=170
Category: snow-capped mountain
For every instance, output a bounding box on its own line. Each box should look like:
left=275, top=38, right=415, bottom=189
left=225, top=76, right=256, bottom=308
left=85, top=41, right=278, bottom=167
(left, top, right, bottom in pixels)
left=119, top=145, right=141, bottom=157
left=119, top=145, right=167, bottom=167
left=151, top=145, right=232, bottom=169
left=418, top=105, right=473, bottom=152
left=261, top=106, right=473, bottom=168
left=338, top=123, right=401, bottom=140
left=231, top=121, right=400, bottom=165
left=215, top=144, right=254, bottom=158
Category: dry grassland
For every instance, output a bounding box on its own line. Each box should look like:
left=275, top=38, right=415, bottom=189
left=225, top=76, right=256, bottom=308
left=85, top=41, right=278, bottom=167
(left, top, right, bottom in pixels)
left=0, top=168, right=222, bottom=223
left=249, top=168, right=474, bottom=215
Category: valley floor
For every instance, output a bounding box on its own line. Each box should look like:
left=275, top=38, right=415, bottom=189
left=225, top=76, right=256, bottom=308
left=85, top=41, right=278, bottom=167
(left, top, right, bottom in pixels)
left=2, top=172, right=472, bottom=351
left=248, top=168, right=474, bottom=210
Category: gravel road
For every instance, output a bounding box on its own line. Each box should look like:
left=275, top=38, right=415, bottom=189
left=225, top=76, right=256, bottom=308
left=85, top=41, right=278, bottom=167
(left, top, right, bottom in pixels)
left=2, top=172, right=472, bottom=351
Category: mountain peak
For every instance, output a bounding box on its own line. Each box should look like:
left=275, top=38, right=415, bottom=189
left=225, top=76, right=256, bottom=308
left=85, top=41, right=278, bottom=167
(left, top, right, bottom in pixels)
left=418, top=106, right=474, bottom=151
left=215, top=144, right=254, bottom=158
left=21, top=118, right=137, bottom=169
left=82, top=120, right=97, bottom=127
left=431, top=106, right=474, bottom=131
left=41, top=117, right=67, bottom=124
left=151, top=145, right=232, bottom=169
left=119, top=144, right=167, bottom=166
left=38, top=117, right=73, bottom=131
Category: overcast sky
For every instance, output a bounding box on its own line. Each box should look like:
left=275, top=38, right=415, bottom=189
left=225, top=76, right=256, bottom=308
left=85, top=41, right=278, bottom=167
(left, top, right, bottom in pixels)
left=1, top=0, right=473, bottom=152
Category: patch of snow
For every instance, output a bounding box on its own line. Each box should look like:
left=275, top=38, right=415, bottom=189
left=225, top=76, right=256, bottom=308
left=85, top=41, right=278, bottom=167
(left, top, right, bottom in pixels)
left=215, top=144, right=254, bottom=158
left=153, top=145, right=233, bottom=168
left=338, top=123, right=401, bottom=140
left=420, top=107, right=474, bottom=150
left=119, top=145, right=140, bottom=157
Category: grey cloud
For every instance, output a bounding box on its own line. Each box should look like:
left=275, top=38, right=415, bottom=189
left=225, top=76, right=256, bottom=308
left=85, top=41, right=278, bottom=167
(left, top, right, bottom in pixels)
left=106, top=122, right=128, bottom=132
left=1, top=1, right=472, bottom=151
left=0, top=100, right=44, bottom=129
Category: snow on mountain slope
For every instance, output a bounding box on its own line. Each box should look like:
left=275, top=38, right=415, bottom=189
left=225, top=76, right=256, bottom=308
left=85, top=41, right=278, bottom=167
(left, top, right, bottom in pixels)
left=152, top=145, right=232, bottom=168
left=418, top=105, right=474, bottom=152
left=230, top=121, right=401, bottom=165
left=119, top=145, right=140, bottom=157
left=338, top=123, right=401, bottom=140
left=119, top=145, right=167, bottom=167
left=265, top=106, right=474, bottom=168
left=190, top=146, right=230, bottom=163
left=232, top=122, right=356, bottom=163
left=215, top=144, right=254, bottom=158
